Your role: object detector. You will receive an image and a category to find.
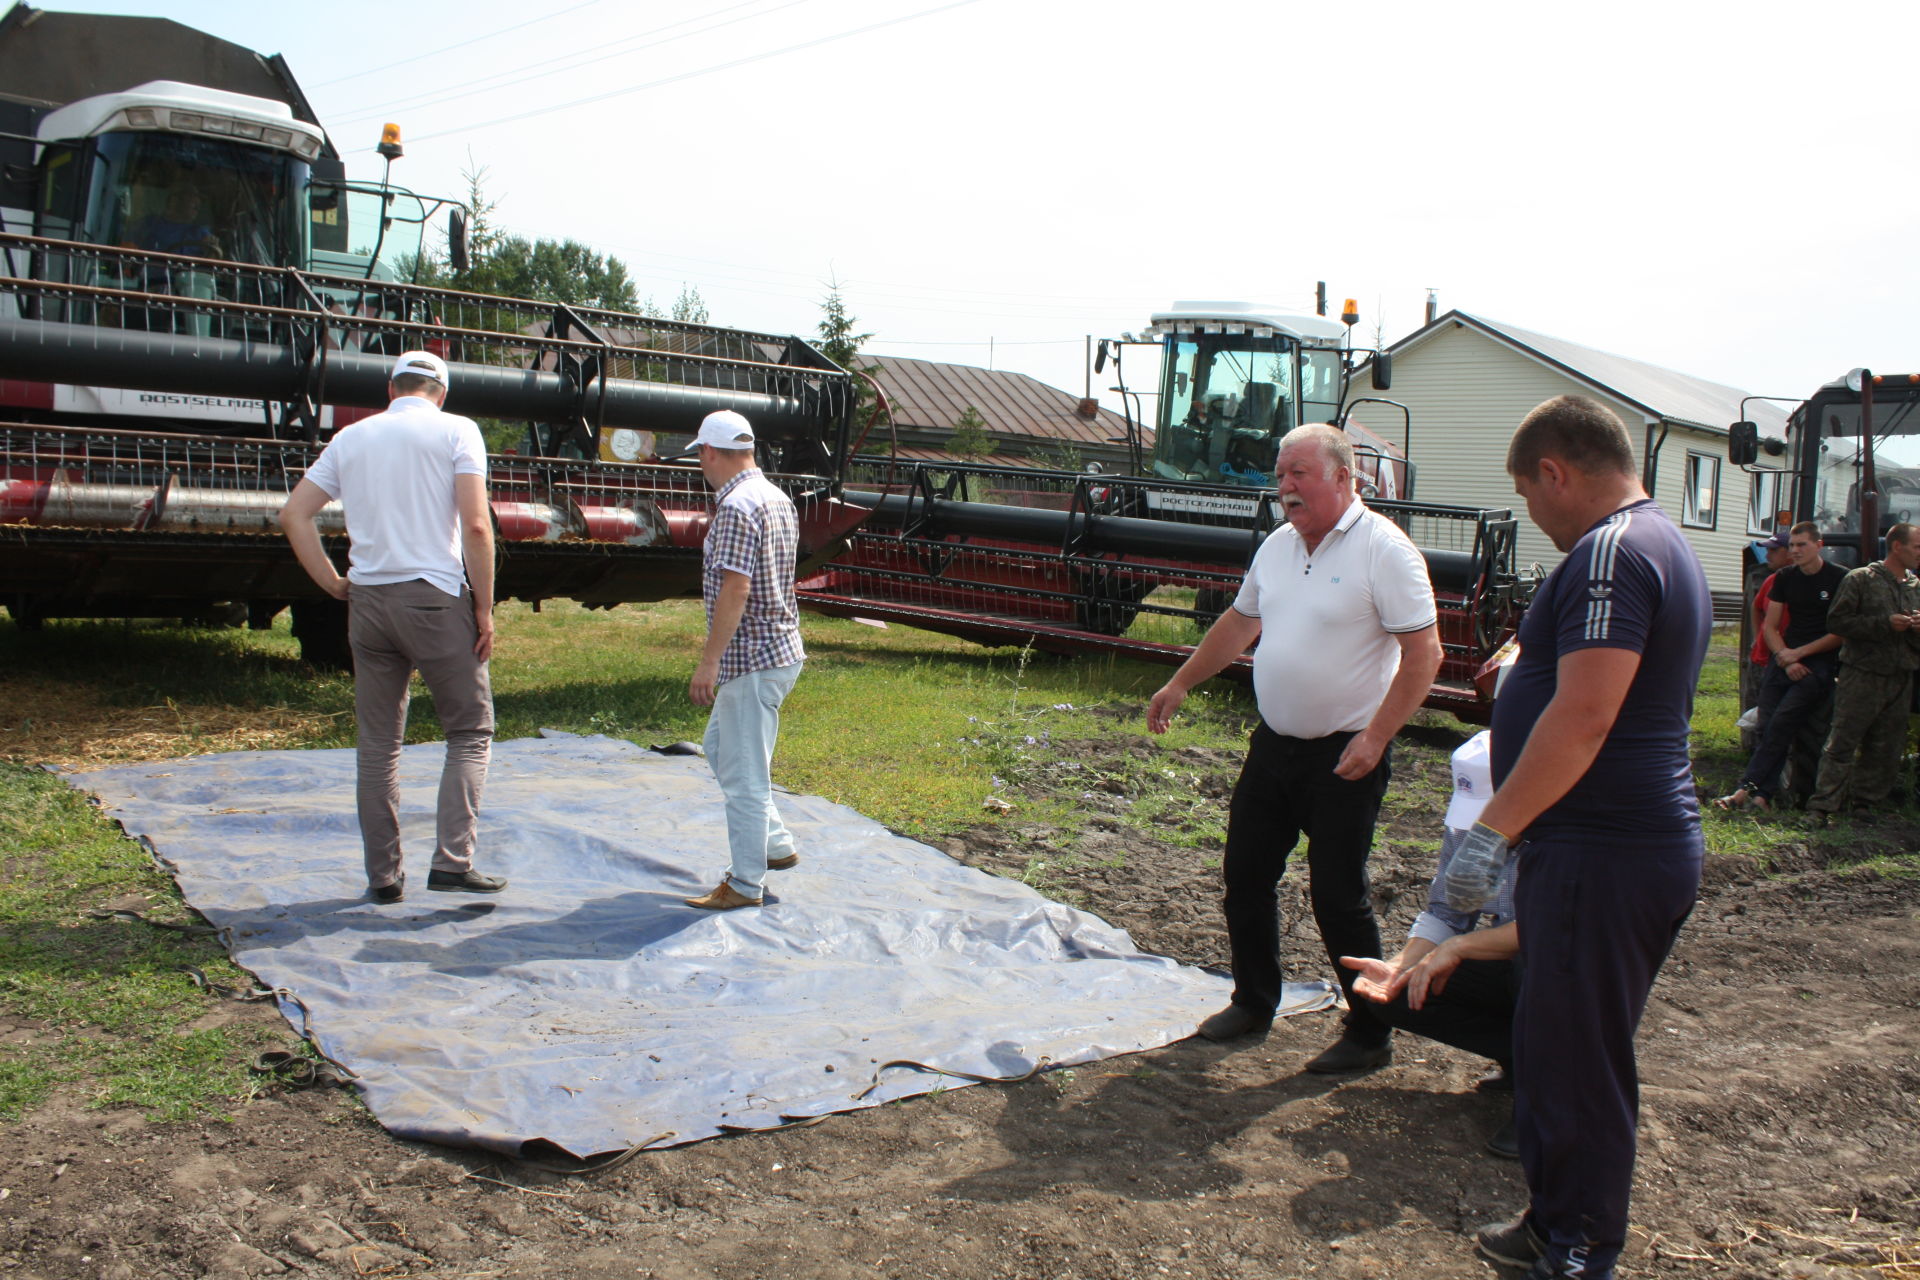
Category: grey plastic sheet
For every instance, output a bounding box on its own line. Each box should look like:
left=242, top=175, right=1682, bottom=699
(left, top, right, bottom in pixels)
left=67, top=733, right=1335, bottom=1156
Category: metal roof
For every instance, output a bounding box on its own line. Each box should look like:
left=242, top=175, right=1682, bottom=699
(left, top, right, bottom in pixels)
left=863, top=353, right=1146, bottom=448
left=1392, top=311, right=1791, bottom=435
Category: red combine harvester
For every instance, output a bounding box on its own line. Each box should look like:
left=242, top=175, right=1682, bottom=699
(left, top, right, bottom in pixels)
left=0, top=7, right=1528, bottom=719
left=800, top=303, right=1530, bottom=720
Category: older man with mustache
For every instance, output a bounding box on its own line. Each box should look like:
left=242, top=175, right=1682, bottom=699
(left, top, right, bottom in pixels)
left=1148, top=423, right=1444, bottom=1072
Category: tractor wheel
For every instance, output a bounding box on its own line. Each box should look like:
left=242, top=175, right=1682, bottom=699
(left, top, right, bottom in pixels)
left=1193, top=587, right=1233, bottom=625
left=5, top=597, right=47, bottom=631
left=1076, top=577, right=1151, bottom=637
left=291, top=598, right=354, bottom=672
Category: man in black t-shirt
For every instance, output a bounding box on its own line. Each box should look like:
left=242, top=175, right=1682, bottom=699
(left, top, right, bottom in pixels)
left=1717, top=521, right=1845, bottom=811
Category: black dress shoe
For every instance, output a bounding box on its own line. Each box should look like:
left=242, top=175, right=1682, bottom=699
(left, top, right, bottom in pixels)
left=1475, top=1211, right=1547, bottom=1267
left=427, top=869, right=508, bottom=893
left=1486, top=1112, right=1519, bottom=1160
left=1196, top=1004, right=1272, bottom=1041
left=1303, top=1036, right=1392, bottom=1074
left=369, top=874, right=405, bottom=903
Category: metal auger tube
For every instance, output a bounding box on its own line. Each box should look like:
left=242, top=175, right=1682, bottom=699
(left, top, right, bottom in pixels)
left=839, top=488, right=1484, bottom=591
left=0, top=317, right=829, bottom=437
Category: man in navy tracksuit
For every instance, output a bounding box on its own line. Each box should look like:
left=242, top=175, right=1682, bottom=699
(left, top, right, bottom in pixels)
left=1458, top=395, right=1710, bottom=1279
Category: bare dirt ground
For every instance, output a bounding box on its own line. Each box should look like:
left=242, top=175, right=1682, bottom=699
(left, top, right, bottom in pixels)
left=5, top=725, right=1919, bottom=1280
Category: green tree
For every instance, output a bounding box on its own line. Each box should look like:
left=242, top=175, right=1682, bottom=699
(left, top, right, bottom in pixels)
left=817, top=284, right=872, bottom=371
left=818, top=283, right=885, bottom=443
left=949, top=406, right=993, bottom=459
left=459, top=236, right=638, bottom=312
left=671, top=284, right=709, bottom=324
left=639, top=284, right=709, bottom=324
left=418, top=165, right=638, bottom=312
left=1032, top=439, right=1084, bottom=473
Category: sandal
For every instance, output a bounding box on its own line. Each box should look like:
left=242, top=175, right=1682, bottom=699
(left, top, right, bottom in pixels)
left=1713, top=790, right=1751, bottom=811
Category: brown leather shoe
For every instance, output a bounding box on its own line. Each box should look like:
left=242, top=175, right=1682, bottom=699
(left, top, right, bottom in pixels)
left=685, top=881, right=762, bottom=910
left=767, top=853, right=799, bottom=871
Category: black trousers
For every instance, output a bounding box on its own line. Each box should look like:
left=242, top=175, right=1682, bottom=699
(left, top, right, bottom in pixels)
left=1370, top=956, right=1517, bottom=1066
left=1222, top=723, right=1390, bottom=1044
left=1513, top=832, right=1700, bottom=1278
left=1742, top=655, right=1837, bottom=800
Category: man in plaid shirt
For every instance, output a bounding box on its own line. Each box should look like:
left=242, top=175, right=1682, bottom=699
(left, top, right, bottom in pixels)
left=683, top=410, right=806, bottom=910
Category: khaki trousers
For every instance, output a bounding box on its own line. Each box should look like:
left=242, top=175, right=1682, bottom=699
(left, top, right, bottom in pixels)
left=1810, top=665, right=1912, bottom=814
left=347, top=580, right=494, bottom=889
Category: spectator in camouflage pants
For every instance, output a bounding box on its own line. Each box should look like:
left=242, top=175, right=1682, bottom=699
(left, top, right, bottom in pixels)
left=1808, top=523, right=1920, bottom=820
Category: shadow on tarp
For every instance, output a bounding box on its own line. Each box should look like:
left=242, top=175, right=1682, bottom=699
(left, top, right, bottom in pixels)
left=66, top=733, right=1334, bottom=1157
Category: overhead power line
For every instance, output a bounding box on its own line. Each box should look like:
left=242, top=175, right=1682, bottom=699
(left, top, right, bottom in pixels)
left=403, top=0, right=984, bottom=144
left=310, top=0, right=605, bottom=89
left=331, top=0, right=800, bottom=126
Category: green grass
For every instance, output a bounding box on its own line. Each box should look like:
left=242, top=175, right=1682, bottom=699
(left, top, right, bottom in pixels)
left=0, top=601, right=1258, bottom=1121
left=0, top=764, right=273, bottom=1120
left=3, top=608, right=1915, bottom=1125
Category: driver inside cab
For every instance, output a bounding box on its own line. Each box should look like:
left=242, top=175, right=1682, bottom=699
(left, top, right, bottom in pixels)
left=132, top=188, right=219, bottom=257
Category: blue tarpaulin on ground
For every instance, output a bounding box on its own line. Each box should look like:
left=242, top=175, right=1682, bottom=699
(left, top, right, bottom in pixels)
left=66, top=734, right=1334, bottom=1156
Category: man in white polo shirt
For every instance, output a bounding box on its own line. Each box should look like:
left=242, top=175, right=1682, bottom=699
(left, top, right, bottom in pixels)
left=1148, top=424, right=1442, bottom=1071
left=278, top=351, right=503, bottom=903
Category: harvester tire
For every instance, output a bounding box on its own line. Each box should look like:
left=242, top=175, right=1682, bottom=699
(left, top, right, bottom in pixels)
left=291, top=598, right=354, bottom=673
left=1075, top=577, right=1151, bottom=637
left=5, top=597, right=46, bottom=631
left=1193, top=587, right=1232, bottom=624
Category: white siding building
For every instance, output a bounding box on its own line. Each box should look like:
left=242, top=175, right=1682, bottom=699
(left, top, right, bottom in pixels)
left=1349, top=312, right=1791, bottom=604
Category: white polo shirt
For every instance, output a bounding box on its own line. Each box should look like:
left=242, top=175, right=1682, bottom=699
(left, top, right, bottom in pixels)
left=302, top=396, right=488, bottom=599
left=1231, top=497, right=1437, bottom=738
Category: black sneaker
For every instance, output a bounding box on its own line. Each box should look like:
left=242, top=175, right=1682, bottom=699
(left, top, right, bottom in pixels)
left=369, top=874, right=405, bottom=904
left=426, top=869, right=508, bottom=894
left=1303, top=1036, right=1392, bottom=1074
left=1475, top=1212, right=1547, bottom=1267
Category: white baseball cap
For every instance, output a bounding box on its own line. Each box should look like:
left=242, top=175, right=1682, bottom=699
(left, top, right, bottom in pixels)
left=391, top=350, right=450, bottom=387
left=690, top=409, right=755, bottom=450
left=1444, top=730, right=1494, bottom=831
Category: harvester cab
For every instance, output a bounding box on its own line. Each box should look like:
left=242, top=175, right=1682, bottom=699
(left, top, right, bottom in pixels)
left=1134, top=301, right=1404, bottom=502
left=1729, top=369, right=1920, bottom=567
left=1, top=28, right=459, bottom=283
left=0, top=6, right=467, bottom=436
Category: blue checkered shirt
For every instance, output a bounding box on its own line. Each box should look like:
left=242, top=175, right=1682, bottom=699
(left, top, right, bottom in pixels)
left=703, top=468, right=804, bottom=683
left=1409, top=824, right=1519, bottom=945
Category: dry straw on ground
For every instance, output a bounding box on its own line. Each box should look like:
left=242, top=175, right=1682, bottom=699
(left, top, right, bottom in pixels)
left=0, top=675, right=340, bottom=770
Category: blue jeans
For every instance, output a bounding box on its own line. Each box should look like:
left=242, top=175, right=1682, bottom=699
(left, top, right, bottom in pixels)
left=703, top=662, right=802, bottom=897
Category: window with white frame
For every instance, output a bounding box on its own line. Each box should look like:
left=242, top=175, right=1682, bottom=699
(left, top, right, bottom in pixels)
left=1683, top=452, right=1720, bottom=530
left=1747, top=469, right=1784, bottom=536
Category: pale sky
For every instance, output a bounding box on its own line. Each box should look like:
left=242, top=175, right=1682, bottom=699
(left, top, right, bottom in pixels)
left=32, top=0, right=1920, bottom=425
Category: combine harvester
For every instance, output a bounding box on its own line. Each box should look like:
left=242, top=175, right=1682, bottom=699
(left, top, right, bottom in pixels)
left=0, top=5, right=1527, bottom=718
left=0, top=5, right=863, bottom=666
left=801, top=301, right=1530, bottom=719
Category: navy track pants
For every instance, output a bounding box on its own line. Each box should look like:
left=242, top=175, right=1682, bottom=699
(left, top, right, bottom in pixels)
left=1513, top=831, right=1701, bottom=1278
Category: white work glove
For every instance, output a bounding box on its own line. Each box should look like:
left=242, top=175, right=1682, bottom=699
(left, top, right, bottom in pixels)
left=1443, top=821, right=1512, bottom=912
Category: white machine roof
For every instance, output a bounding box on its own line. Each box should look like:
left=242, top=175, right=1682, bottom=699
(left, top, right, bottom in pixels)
left=1147, top=301, right=1349, bottom=345
left=35, top=80, right=325, bottom=157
